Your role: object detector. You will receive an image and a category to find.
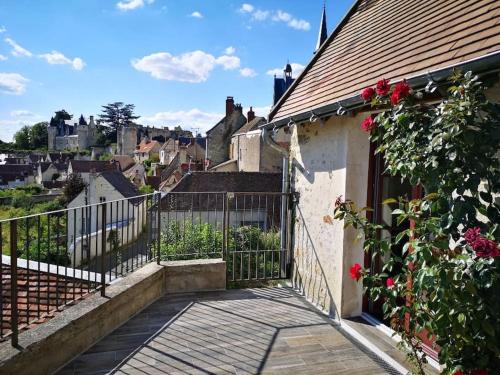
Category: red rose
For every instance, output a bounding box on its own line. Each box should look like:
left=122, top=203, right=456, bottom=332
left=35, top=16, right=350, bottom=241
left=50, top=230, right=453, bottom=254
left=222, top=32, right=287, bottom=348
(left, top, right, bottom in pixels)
left=376, top=79, right=390, bottom=96
left=390, top=80, right=411, bottom=105
left=464, top=227, right=481, bottom=245
left=361, top=115, right=376, bottom=132
left=361, top=87, right=376, bottom=101
left=350, top=263, right=363, bottom=281
left=471, top=369, right=488, bottom=375
left=472, top=237, right=500, bottom=258
left=453, top=370, right=463, bottom=375
left=386, top=278, right=395, bottom=288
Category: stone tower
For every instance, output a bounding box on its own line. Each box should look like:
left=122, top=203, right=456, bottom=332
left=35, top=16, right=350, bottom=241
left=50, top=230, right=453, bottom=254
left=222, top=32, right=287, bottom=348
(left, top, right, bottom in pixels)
left=117, top=126, right=138, bottom=156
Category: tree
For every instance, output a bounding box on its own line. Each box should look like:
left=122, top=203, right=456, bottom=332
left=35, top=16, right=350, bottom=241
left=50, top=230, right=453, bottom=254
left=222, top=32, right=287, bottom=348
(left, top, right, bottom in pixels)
left=337, top=72, right=499, bottom=374
left=54, top=109, right=72, bottom=122
left=99, top=102, right=139, bottom=131
left=62, top=174, right=86, bottom=203
left=30, top=122, right=48, bottom=149
left=13, top=126, right=31, bottom=149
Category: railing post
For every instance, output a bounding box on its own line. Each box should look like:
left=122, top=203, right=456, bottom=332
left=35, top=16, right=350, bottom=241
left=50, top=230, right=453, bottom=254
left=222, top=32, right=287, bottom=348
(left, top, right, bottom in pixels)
left=100, top=203, right=107, bottom=297
left=9, top=220, right=18, bottom=347
left=156, top=192, right=161, bottom=265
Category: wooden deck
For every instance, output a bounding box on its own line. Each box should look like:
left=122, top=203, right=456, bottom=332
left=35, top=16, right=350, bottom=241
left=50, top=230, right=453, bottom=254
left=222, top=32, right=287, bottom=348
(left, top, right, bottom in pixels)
left=57, top=287, right=398, bottom=375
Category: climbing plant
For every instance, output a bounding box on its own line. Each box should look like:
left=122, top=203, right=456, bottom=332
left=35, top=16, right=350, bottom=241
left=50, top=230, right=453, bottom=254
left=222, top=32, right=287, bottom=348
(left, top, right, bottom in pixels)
left=335, top=71, right=500, bottom=375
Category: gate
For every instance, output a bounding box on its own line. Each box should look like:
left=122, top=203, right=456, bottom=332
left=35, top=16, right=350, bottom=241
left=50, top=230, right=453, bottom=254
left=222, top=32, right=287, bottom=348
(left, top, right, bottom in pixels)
left=224, top=192, right=291, bottom=283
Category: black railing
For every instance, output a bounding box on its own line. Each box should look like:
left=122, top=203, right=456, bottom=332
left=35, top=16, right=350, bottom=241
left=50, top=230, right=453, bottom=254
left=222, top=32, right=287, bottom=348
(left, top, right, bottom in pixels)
left=0, top=192, right=161, bottom=346
left=0, top=191, right=291, bottom=346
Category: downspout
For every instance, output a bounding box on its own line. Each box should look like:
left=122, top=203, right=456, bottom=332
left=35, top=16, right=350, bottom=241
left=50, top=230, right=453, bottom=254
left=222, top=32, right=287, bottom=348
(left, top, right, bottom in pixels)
left=262, top=127, right=290, bottom=277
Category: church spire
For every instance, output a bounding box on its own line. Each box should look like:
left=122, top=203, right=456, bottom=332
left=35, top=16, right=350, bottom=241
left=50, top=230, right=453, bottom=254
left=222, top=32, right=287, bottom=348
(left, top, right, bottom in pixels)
left=315, top=2, right=328, bottom=53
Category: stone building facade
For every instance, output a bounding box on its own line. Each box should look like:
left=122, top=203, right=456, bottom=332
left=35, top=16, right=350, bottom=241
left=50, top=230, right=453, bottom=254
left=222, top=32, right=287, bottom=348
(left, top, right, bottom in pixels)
left=48, top=116, right=98, bottom=151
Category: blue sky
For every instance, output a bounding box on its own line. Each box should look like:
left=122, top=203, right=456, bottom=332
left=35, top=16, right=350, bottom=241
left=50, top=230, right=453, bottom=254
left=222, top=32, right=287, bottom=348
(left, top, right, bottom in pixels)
left=0, top=0, right=352, bottom=141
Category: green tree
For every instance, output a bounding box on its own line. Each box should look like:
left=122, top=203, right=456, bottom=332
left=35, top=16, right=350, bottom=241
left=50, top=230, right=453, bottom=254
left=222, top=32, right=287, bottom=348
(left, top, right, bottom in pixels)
left=54, top=109, right=72, bottom=122
left=13, top=125, right=31, bottom=149
left=30, top=121, right=48, bottom=149
left=99, top=102, right=139, bottom=130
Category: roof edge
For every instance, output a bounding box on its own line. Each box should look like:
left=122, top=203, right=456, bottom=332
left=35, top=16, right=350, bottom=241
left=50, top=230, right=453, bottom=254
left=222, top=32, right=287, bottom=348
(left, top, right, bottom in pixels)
left=268, top=0, right=362, bottom=121
left=262, top=50, right=500, bottom=130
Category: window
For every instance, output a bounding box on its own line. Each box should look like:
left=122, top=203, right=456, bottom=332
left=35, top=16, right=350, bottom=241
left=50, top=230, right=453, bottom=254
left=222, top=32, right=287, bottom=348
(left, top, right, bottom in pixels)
left=99, top=197, right=106, bottom=203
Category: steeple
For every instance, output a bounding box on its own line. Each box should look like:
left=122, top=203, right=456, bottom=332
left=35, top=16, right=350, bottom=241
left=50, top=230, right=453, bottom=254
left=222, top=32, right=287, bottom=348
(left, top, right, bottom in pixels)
left=315, top=3, right=328, bottom=53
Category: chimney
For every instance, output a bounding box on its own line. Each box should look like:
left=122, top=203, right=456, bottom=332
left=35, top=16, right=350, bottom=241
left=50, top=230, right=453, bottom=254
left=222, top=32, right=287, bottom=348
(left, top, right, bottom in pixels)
left=226, top=96, right=234, bottom=117
left=247, top=106, right=255, bottom=123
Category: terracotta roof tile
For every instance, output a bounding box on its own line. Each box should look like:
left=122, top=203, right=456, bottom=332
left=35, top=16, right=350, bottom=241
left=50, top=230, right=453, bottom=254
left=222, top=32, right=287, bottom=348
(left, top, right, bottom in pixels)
left=270, top=0, right=500, bottom=122
left=1, top=265, right=91, bottom=340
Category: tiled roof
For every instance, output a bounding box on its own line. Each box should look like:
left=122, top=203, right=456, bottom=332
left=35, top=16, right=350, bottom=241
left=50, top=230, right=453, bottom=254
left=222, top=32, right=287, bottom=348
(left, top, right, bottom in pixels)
left=1, top=264, right=91, bottom=339
left=134, top=140, right=160, bottom=154
left=270, top=0, right=500, bottom=122
left=171, top=172, right=282, bottom=193
left=69, top=160, right=117, bottom=173
left=233, top=117, right=266, bottom=135
left=100, top=171, right=142, bottom=204
left=111, top=155, right=136, bottom=172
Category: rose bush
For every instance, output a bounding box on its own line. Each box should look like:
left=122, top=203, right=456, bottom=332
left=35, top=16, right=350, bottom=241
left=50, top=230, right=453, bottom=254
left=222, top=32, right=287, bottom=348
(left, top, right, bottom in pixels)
left=335, top=72, right=500, bottom=375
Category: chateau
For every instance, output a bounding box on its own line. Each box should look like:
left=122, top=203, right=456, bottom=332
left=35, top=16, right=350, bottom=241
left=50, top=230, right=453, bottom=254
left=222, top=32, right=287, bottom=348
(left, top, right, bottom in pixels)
left=48, top=115, right=99, bottom=151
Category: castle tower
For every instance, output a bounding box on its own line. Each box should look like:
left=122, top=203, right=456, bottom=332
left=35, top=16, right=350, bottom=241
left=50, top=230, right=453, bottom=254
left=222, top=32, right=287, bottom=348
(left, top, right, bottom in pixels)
left=117, top=126, right=138, bottom=156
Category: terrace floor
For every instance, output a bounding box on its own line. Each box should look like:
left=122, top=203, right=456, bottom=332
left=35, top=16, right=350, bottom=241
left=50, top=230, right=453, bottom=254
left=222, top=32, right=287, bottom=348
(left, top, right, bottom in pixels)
left=57, top=287, right=399, bottom=375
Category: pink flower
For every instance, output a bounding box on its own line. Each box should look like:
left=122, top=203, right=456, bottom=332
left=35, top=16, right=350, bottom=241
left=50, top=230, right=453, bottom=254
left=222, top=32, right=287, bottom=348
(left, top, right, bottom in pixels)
left=386, top=278, right=395, bottom=288
left=361, top=115, right=376, bottom=133
left=361, top=87, right=376, bottom=101
left=390, top=80, right=411, bottom=105
left=376, top=79, right=391, bottom=96
left=350, top=263, right=363, bottom=281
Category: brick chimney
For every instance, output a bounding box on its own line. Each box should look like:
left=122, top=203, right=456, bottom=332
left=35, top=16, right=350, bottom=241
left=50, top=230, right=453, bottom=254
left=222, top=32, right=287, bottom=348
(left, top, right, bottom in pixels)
left=247, top=106, right=255, bottom=123
left=226, top=96, right=234, bottom=117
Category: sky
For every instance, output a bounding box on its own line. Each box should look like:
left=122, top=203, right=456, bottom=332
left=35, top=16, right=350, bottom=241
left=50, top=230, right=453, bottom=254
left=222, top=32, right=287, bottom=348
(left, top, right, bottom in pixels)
left=0, top=0, right=353, bottom=142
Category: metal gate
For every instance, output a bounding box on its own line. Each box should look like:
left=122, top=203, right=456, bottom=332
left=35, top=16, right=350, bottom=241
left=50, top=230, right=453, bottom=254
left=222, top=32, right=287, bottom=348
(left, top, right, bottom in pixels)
left=223, top=192, right=291, bottom=283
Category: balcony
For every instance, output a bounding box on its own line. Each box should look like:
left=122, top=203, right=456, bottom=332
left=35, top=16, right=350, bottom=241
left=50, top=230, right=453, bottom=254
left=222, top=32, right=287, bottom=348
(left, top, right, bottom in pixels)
left=0, top=192, right=407, bottom=374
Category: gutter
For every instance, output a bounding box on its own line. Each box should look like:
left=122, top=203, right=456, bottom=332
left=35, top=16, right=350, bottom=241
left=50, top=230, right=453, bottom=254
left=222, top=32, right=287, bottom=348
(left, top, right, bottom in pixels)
left=262, top=50, right=500, bottom=130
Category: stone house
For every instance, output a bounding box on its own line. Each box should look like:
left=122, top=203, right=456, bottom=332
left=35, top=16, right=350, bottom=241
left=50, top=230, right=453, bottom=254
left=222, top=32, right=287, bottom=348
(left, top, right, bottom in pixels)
left=67, top=170, right=144, bottom=267
left=0, top=164, right=35, bottom=188
left=35, top=162, right=60, bottom=185
left=205, top=97, right=247, bottom=168
left=133, top=139, right=161, bottom=163
left=263, top=0, right=500, bottom=363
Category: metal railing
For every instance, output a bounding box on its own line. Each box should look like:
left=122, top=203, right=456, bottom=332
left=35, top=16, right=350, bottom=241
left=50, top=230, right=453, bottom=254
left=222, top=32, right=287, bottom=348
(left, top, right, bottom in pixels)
left=0, top=191, right=291, bottom=346
left=0, top=192, right=161, bottom=346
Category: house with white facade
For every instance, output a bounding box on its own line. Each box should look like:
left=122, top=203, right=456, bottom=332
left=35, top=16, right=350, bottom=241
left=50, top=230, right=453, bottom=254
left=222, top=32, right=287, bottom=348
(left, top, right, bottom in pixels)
left=66, top=171, right=146, bottom=266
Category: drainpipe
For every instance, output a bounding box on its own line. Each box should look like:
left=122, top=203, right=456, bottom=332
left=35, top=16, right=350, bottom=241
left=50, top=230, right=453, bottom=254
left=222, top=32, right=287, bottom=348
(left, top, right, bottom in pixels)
left=262, top=127, right=290, bottom=277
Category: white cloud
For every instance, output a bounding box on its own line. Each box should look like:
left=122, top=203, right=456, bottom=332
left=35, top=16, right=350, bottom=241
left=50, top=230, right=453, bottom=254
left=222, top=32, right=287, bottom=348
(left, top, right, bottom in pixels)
left=224, top=46, right=235, bottom=55
left=240, top=4, right=254, bottom=13
left=288, top=18, right=310, bottom=31
left=0, top=26, right=6, bottom=33
left=38, top=50, right=86, bottom=70
left=240, top=67, right=257, bottom=77
left=140, top=109, right=223, bottom=134
left=215, top=55, right=240, bottom=70
left=5, top=38, right=32, bottom=57
left=252, top=10, right=269, bottom=21
left=0, top=72, right=29, bottom=95
left=240, top=6, right=310, bottom=31
left=132, top=50, right=240, bottom=82
left=10, top=110, right=38, bottom=117
left=190, top=11, right=203, bottom=18
left=0, top=54, right=7, bottom=61
left=267, top=63, right=305, bottom=77
left=116, top=0, right=154, bottom=11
